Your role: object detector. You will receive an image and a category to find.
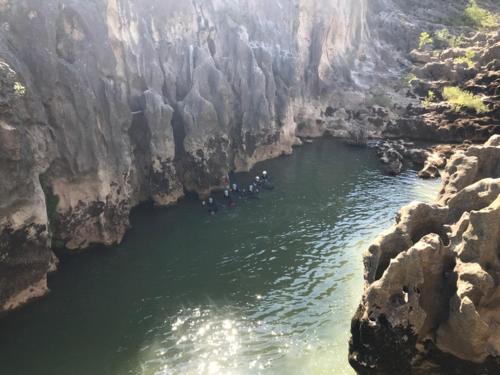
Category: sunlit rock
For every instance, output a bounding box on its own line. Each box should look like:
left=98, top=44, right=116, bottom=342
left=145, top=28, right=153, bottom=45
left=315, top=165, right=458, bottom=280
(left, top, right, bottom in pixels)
left=350, top=135, right=500, bottom=372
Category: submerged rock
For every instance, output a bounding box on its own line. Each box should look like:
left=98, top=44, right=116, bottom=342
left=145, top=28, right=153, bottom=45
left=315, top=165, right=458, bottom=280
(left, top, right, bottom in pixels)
left=350, top=135, right=500, bottom=373
left=373, top=139, right=429, bottom=176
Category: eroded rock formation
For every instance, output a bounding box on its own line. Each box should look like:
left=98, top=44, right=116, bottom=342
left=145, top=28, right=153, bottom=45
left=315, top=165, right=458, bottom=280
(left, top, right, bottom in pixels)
left=0, top=0, right=397, bottom=313
left=350, top=135, right=500, bottom=373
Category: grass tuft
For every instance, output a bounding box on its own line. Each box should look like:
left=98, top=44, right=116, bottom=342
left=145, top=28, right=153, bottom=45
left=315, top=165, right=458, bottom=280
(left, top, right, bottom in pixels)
left=454, top=49, right=476, bottom=68
left=423, top=90, right=436, bottom=109
left=443, top=86, right=488, bottom=113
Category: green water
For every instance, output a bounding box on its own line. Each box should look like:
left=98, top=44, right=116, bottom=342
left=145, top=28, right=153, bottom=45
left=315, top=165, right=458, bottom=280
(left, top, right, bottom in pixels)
left=0, top=139, right=440, bottom=375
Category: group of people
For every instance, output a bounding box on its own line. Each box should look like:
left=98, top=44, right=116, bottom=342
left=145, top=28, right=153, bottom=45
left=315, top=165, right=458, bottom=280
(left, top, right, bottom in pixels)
left=202, top=170, right=274, bottom=215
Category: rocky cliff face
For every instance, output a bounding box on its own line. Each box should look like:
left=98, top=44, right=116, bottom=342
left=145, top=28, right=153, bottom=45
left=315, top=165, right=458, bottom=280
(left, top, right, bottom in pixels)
left=349, top=135, right=500, bottom=373
left=0, top=0, right=382, bottom=313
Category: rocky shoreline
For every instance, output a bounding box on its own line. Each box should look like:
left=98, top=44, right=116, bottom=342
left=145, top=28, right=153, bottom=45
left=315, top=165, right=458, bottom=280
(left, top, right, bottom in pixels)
left=349, top=134, right=500, bottom=374
left=348, top=8, right=500, bottom=371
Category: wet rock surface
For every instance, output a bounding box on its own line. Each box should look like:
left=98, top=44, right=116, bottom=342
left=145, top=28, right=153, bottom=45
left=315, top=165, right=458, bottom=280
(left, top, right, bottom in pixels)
left=372, top=139, right=476, bottom=179
left=349, top=135, right=500, bottom=373
left=372, top=139, right=428, bottom=176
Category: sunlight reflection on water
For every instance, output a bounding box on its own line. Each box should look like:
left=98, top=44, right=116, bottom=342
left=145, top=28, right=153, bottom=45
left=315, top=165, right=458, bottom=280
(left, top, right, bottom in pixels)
left=135, top=171, right=440, bottom=375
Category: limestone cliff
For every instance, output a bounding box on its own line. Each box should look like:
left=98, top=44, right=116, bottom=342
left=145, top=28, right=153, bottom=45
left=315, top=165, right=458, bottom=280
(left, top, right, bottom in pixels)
left=349, top=135, right=500, bottom=373
left=0, top=0, right=380, bottom=313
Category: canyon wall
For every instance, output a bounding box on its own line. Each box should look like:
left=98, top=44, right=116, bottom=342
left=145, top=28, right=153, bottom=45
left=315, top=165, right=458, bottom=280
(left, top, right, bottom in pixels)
left=0, top=0, right=379, bottom=312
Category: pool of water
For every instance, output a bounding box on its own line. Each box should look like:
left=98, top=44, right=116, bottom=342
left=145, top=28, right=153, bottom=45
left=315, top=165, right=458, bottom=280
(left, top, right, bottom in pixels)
left=0, top=139, right=440, bottom=375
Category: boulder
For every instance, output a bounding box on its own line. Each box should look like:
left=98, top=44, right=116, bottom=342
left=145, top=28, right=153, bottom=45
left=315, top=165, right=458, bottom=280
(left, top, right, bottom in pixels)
left=409, top=49, right=431, bottom=64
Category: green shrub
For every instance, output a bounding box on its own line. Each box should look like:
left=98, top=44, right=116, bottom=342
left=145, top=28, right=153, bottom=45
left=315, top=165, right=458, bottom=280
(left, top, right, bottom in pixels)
left=369, top=94, right=392, bottom=108
left=465, top=0, right=497, bottom=28
left=403, top=73, right=417, bottom=86
left=443, top=86, right=488, bottom=113
left=449, top=34, right=466, bottom=48
left=419, top=32, right=433, bottom=49
left=13, top=81, right=26, bottom=96
left=434, top=29, right=465, bottom=48
left=454, top=49, right=476, bottom=68
left=422, top=90, right=436, bottom=109
left=434, top=29, right=451, bottom=49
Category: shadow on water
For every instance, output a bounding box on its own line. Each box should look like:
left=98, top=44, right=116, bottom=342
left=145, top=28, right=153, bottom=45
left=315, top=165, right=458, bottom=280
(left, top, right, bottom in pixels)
left=0, top=139, right=440, bottom=375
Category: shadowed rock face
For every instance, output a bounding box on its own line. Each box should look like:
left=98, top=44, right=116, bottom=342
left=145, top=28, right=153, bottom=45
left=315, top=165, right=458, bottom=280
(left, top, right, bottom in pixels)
left=0, top=0, right=378, bottom=312
left=350, top=135, right=500, bottom=373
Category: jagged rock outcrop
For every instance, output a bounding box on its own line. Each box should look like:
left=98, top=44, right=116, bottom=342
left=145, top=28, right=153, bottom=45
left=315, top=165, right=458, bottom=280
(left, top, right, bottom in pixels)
left=372, top=139, right=430, bottom=176
left=350, top=134, right=500, bottom=374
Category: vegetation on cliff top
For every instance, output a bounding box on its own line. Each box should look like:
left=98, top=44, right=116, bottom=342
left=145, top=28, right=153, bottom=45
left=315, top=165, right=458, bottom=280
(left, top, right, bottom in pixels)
left=443, top=86, right=488, bottom=113
left=465, top=0, right=498, bottom=28
left=419, top=1, right=497, bottom=52
left=434, top=29, right=465, bottom=49
left=421, top=87, right=488, bottom=114
left=454, top=49, right=476, bottom=68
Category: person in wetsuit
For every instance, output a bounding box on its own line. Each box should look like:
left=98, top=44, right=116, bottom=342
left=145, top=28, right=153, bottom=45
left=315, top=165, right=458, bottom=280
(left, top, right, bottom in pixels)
left=247, top=183, right=259, bottom=198
left=253, top=176, right=263, bottom=192
left=231, top=183, right=242, bottom=198
left=261, top=170, right=274, bottom=190
left=255, top=176, right=262, bottom=187
left=207, top=196, right=218, bottom=215
left=223, top=189, right=236, bottom=207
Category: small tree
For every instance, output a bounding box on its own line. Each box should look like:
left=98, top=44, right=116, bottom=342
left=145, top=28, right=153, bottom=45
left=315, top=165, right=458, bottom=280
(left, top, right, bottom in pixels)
left=418, top=32, right=433, bottom=50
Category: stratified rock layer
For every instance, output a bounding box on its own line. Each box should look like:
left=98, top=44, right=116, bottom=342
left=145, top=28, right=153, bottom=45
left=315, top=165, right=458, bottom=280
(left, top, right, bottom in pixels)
left=350, top=135, right=500, bottom=374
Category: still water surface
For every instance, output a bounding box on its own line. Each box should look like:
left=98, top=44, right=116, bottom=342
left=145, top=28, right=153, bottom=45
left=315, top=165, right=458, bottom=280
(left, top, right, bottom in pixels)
left=0, top=139, right=440, bottom=375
